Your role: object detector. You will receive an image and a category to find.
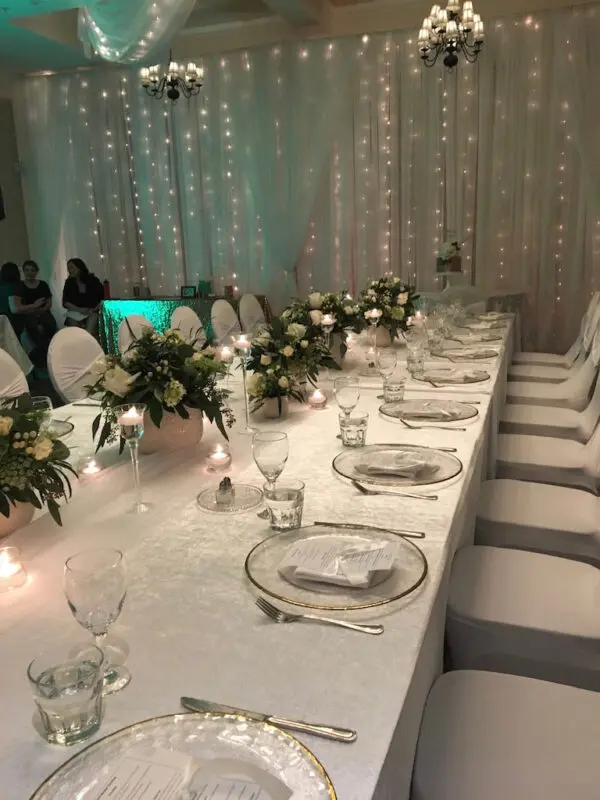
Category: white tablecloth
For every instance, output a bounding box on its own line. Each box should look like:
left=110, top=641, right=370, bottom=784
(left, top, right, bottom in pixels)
left=0, top=314, right=32, bottom=376
left=0, top=323, right=513, bottom=800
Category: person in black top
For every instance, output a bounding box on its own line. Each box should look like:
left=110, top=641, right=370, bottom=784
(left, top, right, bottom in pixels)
left=63, top=258, right=104, bottom=335
left=13, top=259, right=57, bottom=365
left=0, top=261, right=23, bottom=338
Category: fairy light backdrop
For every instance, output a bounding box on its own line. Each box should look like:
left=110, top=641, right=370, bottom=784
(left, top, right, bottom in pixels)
left=15, top=3, right=600, bottom=351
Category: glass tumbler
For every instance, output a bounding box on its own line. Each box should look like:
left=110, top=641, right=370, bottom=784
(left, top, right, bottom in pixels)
left=339, top=411, right=369, bottom=448
left=263, top=479, right=305, bottom=531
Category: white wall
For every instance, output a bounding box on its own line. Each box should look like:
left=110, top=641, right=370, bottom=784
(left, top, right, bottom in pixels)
left=0, top=96, right=30, bottom=267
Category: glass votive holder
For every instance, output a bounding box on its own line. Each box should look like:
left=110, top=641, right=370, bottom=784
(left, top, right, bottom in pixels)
left=339, top=411, right=369, bottom=448
left=308, top=388, right=327, bottom=409
left=383, top=377, right=407, bottom=403
left=78, top=456, right=103, bottom=477
left=27, top=643, right=105, bottom=746
left=263, top=479, right=305, bottom=531
left=407, top=348, right=425, bottom=377
left=206, top=443, right=232, bottom=472
left=0, top=546, right=27, bottom=593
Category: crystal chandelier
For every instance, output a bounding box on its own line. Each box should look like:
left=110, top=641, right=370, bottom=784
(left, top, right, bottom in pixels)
left=140, top=51, right=203, bottom=102
left=418, top=1, right=484, bottom=70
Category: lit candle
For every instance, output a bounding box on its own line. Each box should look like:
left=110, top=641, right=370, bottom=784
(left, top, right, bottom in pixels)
left=219, top=345, right=234, bottom=362
left=234, top=334, right=251, bottom=352
left=308, top=388, right=327, bottom=409
left=117, top=406, right=143, bottom=426
left=0, top=547, right=26, bottom=593
left=206, top=443, right=232, bottom=472
left=116, top=405, right=145, bottom=442
left=322, top=314, right=335, bottom=327
left=345, top=293, right=353, bottom=301
left=80, top=457, right=102, bottom=476
left=367, top=308, right=382, bottom=322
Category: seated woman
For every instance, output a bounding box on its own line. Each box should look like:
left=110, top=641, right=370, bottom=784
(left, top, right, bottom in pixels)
left=62, top=258, right=104, bottom=335
left=0, top=261, right=24, bottom=338
left=13, top=259, right=57, bottom=365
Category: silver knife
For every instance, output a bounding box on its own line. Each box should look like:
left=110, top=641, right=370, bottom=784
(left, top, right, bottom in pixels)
left=180, top=697, right=357, bottom=743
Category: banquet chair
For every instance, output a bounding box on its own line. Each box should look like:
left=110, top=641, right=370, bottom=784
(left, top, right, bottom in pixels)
left=507, top=298, right=600, bottom=383
left=411, top=670, right=600, bottom=800
left=445, top=546, right=600, bottom=691
left=504, top=324, right=600, bottom=410
left=210, top=299, right=241, bottom=345
left=511, top=290, right=600, bottom=368
left=170, top=306, right=206, bottom=346
left=48, top=327, right=104, bottom=403
left=0, top=348, right=28, bottom=398
left=238, top=293, right=266, bottom=334
left=475, top=479, right=600, bottom=567
left=118, top=314, right=154, bottom=353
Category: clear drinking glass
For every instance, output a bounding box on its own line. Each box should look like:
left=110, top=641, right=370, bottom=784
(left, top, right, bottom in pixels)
left=263, top=479, right=305, bottom=531
left=64, top=549, right=130, bottom=695
left=339, top=411, right=369, bottom=447
left=407, top=347, right=425, bottom=377
left=27, top=642, right=104, bottom=746
left=253, top=431, right=289, bottom=490
left=383, top=377, right=406, bottom=403
left=31, top=396, right=53, bottom=411
left=376, top=349, right=397, bottom=379
left=115, top=403, right=149, bottom=514
left=334, top=376, right=360, bottom=420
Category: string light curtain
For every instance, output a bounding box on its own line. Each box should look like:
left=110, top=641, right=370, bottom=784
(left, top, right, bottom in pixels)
left=15, top=4, right=600, bottom=349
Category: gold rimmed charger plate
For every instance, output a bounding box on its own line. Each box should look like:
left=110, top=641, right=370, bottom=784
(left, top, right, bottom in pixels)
left=30, top=712, right=336, bottom=800
left=245, top=522, right=428, bottom=610
left=332, top=443, right=463, bottom=488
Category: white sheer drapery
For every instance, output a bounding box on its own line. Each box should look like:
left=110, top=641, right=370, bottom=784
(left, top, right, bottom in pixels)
left=78, top=0, right=196, bottom=63
left=15, top=4, right=600, bottom=349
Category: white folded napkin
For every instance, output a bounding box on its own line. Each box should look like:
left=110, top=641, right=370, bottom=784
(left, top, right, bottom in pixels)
left=279, top=537, right=397, bottom=589
left=425, top=368, right=486, bottom=383
left=402, top=407, right=452, bottom=420
left=355, top=451, right=437, bottom=479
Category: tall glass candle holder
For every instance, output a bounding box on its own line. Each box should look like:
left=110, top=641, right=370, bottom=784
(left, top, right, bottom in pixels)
left=366, top=308, right=382, bottom=348
left=115, top=404, right=149, bottom=513
left=233, top=334, right=256, bottom=435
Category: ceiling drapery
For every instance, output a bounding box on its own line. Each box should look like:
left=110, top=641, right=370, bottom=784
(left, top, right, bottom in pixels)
left=78, top=0, right=197, bottom=63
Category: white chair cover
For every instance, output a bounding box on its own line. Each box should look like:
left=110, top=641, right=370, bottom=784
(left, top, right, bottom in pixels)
left=447, top=546, right=600, bottom=691
left=0, top=315, right=32, bottom=377
left=413, top=670, right=600, bottom=800
left=210, top=299, right=241, bottom=345
left=118, top=314, right=154, bottom=353
left=48, top=328, right=104, bottom=403
left=0, top=348, right=28, bottom=398
left=506, top=350, right=597, bottom=410
left=476, top=479, right=600, bottom=566
left=170, top=306, right=206, bottom=346
left=238, top=294, right=266, bottom=334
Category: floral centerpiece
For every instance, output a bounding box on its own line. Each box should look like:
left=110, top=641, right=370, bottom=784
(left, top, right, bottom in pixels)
left=246, top=316, right=340, bottom=417
left=282, top=291, right=360, bottom=359
left=436, top=238, right=462, bottom=272
left=87, top=328, right=234, bottom=453
left=355, top=276, right=419, bottom=345
left=0, top=394, right=76, bottom=531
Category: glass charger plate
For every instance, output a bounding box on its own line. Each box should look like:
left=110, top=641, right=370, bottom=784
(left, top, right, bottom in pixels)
left=31, top=712, right=335, bottom=800
left=245, top=522, right=428, bottom=610
left=379, top=399, right=478, bottom=422
left=454, top=332, right=503, bottom=343
left=332, top=443, right=462, bottom=487
left=478, top=312, right=512, bottom=320
left=463, top=320, right=507, bottom=330
left=47, top=420, right=75, bottom=437
left=197, top=484, right=263, bottom=514
left=437, top=347, right=498, bottom=360
left=413, top=368, right=490, bottom=385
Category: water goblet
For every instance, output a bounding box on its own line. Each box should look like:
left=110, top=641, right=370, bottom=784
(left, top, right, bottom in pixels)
left=115, top=403, right=149, bottom=514
left=376, top=349, right=397, bottom=380
left=64, top=548, right=130, bottom=695
left=253, top=431, right=289, bottom=491
left=334, top=376, right=360, bottom=421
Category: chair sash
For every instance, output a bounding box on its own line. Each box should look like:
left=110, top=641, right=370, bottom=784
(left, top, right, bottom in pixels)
left=170, top=306, right=206, bottom=345
left=0, top=348, right=28, bottom=398
left=210, top=299, right=241, bottom=344
left=239, top=294, right=266, bottom=334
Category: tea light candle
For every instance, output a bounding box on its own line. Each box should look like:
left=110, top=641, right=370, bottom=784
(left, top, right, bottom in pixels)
left=308, top=389, right=327, bottom=409
left=206, top=443, right=232, bottom=472
left=345, top=293, right=353, bottom=300
left=219, top=345, right=233, bottom=362
left=367, top=308, right=382, bottom=322
left=0, top=546, right=26, bottom=592
left=233, top=334, right=251, bottom=352
left=80, top=457, right=102, bottom=476
left=322, top=314, right=336, bottom=327
left=117, top=406, right=143, bottom=426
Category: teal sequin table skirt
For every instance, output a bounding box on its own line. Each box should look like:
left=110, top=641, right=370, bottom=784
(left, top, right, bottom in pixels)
left=99, top=296, right=270, bottom=353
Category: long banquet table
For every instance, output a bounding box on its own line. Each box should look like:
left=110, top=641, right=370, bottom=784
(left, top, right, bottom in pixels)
left=0, top=320, right=514, bottom=799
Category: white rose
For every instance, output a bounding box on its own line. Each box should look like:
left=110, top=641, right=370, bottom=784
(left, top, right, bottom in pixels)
left=286, top=323, right=307, bottom=340
left=308, top=292, right=323, bottom=309
left=90, top=355, right=110, bottom=381
left=309, top=310, right=322, bottom=325
left=165, top=328, right=185, bottom=342
left=393, top=277, right=401, bottom=284
left=397, top=292, right=409, bottom=306
left=33, top=436, right=53, bottom=461
left=281, top=345, right=294, bottom=357
left=0, top=416, right=13, bottom=436
left=281, top=308, right=292, bottom=319
left=203, top=345, right=217, bottom=356
left=260, top=354, right=272, bottom=366
left=103, top=366, right=136, bottom=397
left=253, top=331, right=271, bottom=347
left=191, top=351, right=205, bottom=363
left=300, top=340, right=309, bottom=349
left=278, top=376, right=289, bottom=389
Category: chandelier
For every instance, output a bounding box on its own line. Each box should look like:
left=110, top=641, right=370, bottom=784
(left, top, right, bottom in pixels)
left=140, top=51, right=203, bottom=102
left=418, top=2, right=484, bottom=70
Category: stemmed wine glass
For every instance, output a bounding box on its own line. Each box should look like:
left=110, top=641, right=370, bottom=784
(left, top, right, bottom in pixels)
left=334, top=376, right=360, bottom=420
left=376, top=349, right=397, bottom=380
left=64, top=548, right=130, bottom=694
left=253, top=432, right=289, bottom=519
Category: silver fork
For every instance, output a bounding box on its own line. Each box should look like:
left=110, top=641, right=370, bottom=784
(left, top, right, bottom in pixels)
left=399, top=418, right=466, bottom=432
left=256, top=597, right=384, bottom=635
left=352, top=480, right=438, bottom=500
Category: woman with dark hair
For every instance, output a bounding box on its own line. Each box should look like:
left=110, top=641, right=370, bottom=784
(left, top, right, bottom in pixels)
left=0, top=261, right=23, bottom=337
left=62, top=258, right=104, bottom=334
left=12, top=259, right=57, bottom=364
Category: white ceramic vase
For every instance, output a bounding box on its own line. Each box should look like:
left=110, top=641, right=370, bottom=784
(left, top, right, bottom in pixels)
left=373, top=326, right=392, bottom=348
left=0, top=502, right=34, bottom=539
left=262, top=397, right=289, bottom=419
left=140, top=408, right=204, bottom=454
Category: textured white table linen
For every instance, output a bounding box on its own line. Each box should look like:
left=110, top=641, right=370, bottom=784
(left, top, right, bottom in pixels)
left=0, top=324, right=512, bottom=800
left=0, top=314, right=33, bottom=376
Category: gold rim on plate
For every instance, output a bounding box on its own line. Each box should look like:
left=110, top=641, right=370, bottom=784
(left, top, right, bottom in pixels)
left=30, top=711, right=337, bottom=800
